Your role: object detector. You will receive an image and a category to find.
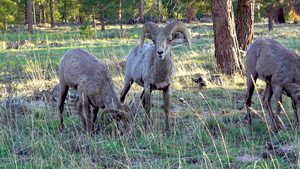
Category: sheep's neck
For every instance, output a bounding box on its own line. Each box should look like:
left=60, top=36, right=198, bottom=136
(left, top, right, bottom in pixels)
left=152, top=52, right=175, bottom=88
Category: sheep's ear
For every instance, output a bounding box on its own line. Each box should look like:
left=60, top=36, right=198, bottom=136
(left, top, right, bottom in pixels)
left=145, top=33, right=152, bottom=40
left=172, top=32, right=181, bottom=40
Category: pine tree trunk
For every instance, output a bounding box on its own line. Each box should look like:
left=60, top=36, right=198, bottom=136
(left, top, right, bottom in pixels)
left=139, top=0, right=143, bottom=22
left=33, top=1, right=36, bottom=25
left=50, top=0, right=54, bottom=28
left=92, top=7, right=96, bottom=28
left=28, top=0, right=33, bottom=33
left=64, top=0, right=67, bottom=23
left=236, top=0, right=254, bottom=51
left=43, top=3, right=46, bottom=24
left=119, top=0, right=123, bottom=31
left=187, top=2, right=195, bottom=23
left=157, top=0, right=160, bottom=22
left=39, top=8, right=42, bottom=24
left=100, top=4, right=105, bottom=32
left=212, top=0, right=244, bottom=75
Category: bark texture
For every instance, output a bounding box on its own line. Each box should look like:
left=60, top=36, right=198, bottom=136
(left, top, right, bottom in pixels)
left=27, top=0, right=33, bottom=33
left=212, top=0, right=244, bottom=75
left=236, top=0, right=254, bottom=51
left=139, top=0, right=143, bottom=22
left=50, top=0, right=54, bottom=28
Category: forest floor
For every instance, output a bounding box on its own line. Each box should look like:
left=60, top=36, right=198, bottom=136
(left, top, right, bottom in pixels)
left=1, top=22, right=300, bottom=168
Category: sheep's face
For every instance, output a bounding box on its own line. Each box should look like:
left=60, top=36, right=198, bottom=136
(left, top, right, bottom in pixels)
left=147, top=32, right=181, bottom=60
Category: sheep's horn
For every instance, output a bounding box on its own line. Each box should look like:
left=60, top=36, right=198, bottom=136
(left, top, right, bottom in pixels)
left=101, top=109, right=133, bottom=125
left=140, top=22, right=160, bottom=52
left=163, top=21, right=192, bottom=50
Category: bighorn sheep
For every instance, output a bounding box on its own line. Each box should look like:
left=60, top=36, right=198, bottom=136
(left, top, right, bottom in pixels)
left=245, top=38, right=300, bottom=131
left=120, top=21, right=192, bottom=131
left=58, top=48, right=134, bottom=134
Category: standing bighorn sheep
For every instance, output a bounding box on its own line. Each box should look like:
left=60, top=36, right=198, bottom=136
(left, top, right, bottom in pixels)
left=246, top=38, right=300, bottom=131
left=58, top=48, right=134, bottom=134
left=120, top=21, right=192, bottom=131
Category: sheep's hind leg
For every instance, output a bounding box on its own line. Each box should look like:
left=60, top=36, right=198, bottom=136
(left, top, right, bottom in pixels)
left=120, top=79, right=133, bottom=103
left=82, top=94, right=92, bottom=134
left=58, top=84, right=69, bottom=132
left=163, top=85, right=171, bottom=131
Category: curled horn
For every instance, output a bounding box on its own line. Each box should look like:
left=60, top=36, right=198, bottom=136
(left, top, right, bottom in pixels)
left=140, top=22, right=160, bottom=52
left=101, top=109, right=133, bottom=126
left=163, top=21, right=192, bottom=49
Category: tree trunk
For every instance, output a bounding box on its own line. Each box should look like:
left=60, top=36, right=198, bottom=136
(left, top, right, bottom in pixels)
left=50, top=0, right=54, bottom=28
left=236, top=0, right=254, bottom=51
left=64, top=0, right=67, bottom=23
left=43, top=2, right=46, bottom=24
left=33, top=1, right=36, bottom=25
left=119, top=0, right=123, bottom=31
left=139, top=0, right=143, bottom=22
left=266, top=9, right=273, bottom=31
left=212, top=0, right=244, bottom=75
left=100, top=4, right=105, bottom=32
left=25, top=1, right=28, bottom=24
left=27, top=0, right=33, bottom=33
left=92, top=7, right=96, bottom=28
left=157, top=0, right=160, bottom=22
left=39, top=7, right=42, bottom=24
left=187, top=2, right=195, bottom=23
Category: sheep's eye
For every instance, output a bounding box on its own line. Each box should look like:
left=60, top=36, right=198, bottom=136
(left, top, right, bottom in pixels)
left=152, top=39, right=156, bottom=43
left=167, top=39, right=172, bottom=43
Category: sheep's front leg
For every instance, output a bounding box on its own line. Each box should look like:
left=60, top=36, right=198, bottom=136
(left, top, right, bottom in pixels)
left=273, top=85, right=283, bottom=132
left=245, top=73, right=258, bottom=125
left=292, top=100, right=300, bottom=128
left=141, top=86, right=153, bottom=130
left=75, top=96, right=86, bottom=131
left=80, top=93, right=92, bottom=134
left=58, top=84, right=69, bottom=132
left=262, top=83, right=274, bottom=119
left=163, top=85, right=171, bottom=131
left=92, top=107, right=99, bottom=133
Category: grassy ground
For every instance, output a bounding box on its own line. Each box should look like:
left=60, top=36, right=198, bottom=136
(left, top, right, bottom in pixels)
left=1, top=22, right=300, bottom=168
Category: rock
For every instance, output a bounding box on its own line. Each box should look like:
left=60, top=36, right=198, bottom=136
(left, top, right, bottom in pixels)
left=236, top=154, right=262, bottom=162
left=262, top=150, right=276, bottom=159
left=276, top=146, right=295, bottom=158
left=208, top=75, right=222, bottom=85
left=192, top=75, right=210, bottom=88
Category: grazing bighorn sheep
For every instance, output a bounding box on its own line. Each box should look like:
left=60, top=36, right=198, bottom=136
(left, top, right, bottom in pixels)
left=245, top=38, right=300, bottom=131
left=58, top=48, right=133, bottom=134
left=120, top=21, right=192, bottom=131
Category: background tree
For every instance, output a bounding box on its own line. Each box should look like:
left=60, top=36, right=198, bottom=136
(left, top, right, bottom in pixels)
left=236, top=0, right=254, bottom=51
left=0, top=0, right=17, bottom=30
left=50, top=0, right=54, bottom=27
left=28, top=0, right=33, bottom=33
left=212, top=0, right=244, bottom=75
left=139, top=0, right=143, bottom=22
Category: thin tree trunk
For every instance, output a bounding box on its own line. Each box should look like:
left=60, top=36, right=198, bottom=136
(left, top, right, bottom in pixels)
left=39, top=7, right=42, bottom=24
left=25, top=0, right=28, bottom=24
left=92, top=7, right=96, bottom=28
left=212, top=0, right=244, bottom=75
left=100, top=4, right=105, bottom=32
left=43, top=3, right=46, bottom=24
left=236, top=0, right=254, bottom=51
left=33, top=1, right=36, bottom=25
left=64, top=0, right=67, bottom=23
left=119, top=0, right=123, bottom=31
left=157, top=0, right=160, bottom=22
left=28, top=0, right=33, bottom=33
left=50, top=0, right=54, bottom=28
left=139, top=0, right=143, bottom=22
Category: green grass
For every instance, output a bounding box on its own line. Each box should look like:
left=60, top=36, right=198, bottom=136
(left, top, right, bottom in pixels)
left=1, top=22, right=300, bottom=168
